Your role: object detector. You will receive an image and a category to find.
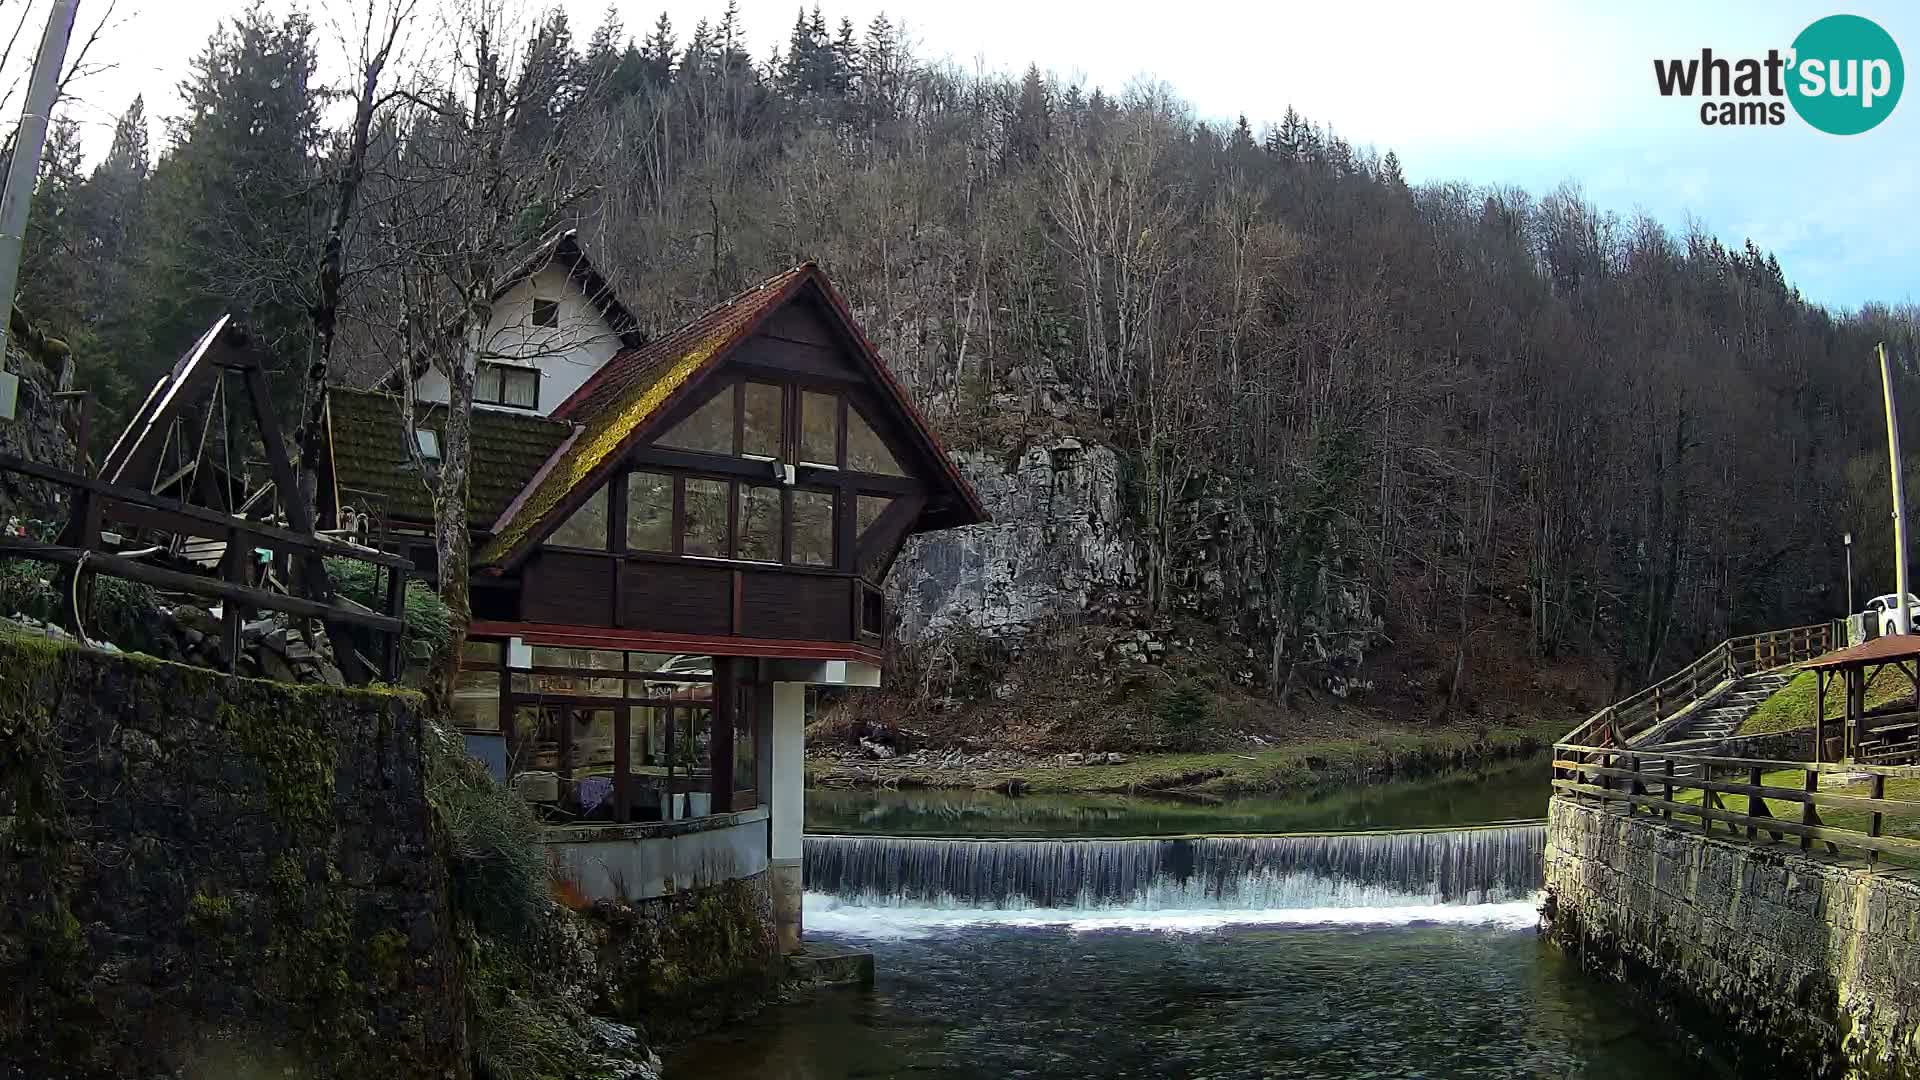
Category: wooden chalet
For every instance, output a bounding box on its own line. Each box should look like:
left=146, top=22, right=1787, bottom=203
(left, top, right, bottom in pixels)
left=317, top=232, right=986, bottom=949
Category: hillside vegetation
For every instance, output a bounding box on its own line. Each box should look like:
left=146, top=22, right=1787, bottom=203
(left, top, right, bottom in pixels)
left=18, top=2, right=1920, bottom=742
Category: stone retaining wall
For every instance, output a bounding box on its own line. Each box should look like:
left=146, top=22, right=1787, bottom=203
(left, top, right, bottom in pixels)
left=0, top=632, right=463, bottom=1079
left=1545, top=795, right=1920, bottom=1079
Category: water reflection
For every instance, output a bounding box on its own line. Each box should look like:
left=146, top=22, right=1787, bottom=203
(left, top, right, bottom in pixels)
left=806, top=755, right=1552, bottom=838
left=669, top=923, right=1708, bottom=1079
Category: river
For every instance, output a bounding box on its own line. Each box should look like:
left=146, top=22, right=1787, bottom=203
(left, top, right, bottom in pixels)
left=669, top=758, right=1713, bottom=1078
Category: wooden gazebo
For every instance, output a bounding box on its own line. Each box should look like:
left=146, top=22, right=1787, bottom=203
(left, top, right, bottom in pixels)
left=1802, top=635, right=1920, bottom=764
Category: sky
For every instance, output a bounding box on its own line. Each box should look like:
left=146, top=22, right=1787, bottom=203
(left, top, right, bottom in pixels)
left=14, top=0, right=1920, bottom=311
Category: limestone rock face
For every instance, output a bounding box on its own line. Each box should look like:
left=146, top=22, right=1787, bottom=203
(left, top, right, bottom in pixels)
left=890, top=437, right=1139, bottom=643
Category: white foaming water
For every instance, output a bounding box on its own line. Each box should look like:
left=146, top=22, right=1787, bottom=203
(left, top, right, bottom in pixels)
left=804, top=825, right=1547, bottom=913
left=804, top=891, right=1545, bottom=940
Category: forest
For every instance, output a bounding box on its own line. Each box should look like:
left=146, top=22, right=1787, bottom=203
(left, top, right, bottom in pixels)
left=12, top=0, right=1920, bottom=715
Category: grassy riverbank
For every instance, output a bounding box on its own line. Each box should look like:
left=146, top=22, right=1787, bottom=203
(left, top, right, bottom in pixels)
left=1740, top=668, right=1913, bottom=735
left=808, top=719, right=1564, bottom=797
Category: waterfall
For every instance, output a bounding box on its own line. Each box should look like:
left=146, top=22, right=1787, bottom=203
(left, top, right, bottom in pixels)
left=804, top=825, right=1545, bottom=917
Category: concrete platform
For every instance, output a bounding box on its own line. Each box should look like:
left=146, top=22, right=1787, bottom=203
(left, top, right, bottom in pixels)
left=786, top=941, right=874, bottom=988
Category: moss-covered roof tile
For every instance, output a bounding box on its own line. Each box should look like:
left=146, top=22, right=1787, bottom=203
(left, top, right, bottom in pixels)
left=327, top=387, right=571, bottom=526
left=474, top=266, right=810, bottom=565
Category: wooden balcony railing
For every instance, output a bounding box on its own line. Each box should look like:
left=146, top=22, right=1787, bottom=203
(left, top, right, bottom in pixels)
left=0, top=452, right=410, bottom=681
left=1560, top=621, right=1842, bottom=749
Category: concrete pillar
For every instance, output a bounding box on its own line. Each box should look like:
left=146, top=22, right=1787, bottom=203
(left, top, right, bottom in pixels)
left=769, top=681, right=805, bottom=953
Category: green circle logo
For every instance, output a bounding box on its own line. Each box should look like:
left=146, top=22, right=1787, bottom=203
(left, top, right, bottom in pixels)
left=1788, top=14, right=1904, bottom=135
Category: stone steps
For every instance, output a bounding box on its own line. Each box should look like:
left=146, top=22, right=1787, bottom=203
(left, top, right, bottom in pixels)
left=1632, top=669, right=1802, bottom=779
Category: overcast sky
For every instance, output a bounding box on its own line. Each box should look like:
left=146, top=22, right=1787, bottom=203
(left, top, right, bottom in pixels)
left=19, top=0, right=1920, bottom=311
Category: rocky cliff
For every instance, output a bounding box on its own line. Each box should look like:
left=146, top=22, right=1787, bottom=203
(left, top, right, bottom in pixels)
left=859, top=427, right=1603, bottom=754
left=891, top=437, right=1140, bottom=643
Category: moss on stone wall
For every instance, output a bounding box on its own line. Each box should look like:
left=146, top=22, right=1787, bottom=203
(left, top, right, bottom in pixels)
left=593, top=874, right=781, bottom=1043
left=0, top=630, right=462, bottom=1080
left=1545, top=797, right=1920, bottom=1080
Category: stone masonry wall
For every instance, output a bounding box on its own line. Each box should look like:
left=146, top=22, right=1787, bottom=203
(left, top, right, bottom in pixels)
left=1545, top=796, right=1920, bottom=1079
left=0, top=632, right=465, bottom=1080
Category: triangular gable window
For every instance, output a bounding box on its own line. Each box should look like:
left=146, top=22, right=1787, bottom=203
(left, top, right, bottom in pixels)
left=546, top=486, right=609, bottom=550
left=656, top=389, right=732, bottom=455
left=846, top=408, right=906, bottom=477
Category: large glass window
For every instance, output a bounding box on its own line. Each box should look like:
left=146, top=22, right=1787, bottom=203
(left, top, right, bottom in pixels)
left=573, top=708, right=617, bottom=774
left=856, top=494, right=894, bottom=540
left=658, top=388, right=733, bottom=454
left=683, top=478, right=730, bottom=557
left=792, top=490, right=835, bottom=566
left=742, top=383, right=783, bottom=459
left=546, top=487, right=608, bottom=549
left=846, top=408, right=906, bottom=476
left=452, top=640, right=501, bottom=731
left=626, top=471, right=672, bottom=552
left=738, top=485, right=782, bottom=562
left=800, top=391, right=838, bottom=466
left=493, top=649, right=750, bottom=825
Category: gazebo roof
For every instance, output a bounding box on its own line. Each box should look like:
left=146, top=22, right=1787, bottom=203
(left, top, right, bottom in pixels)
left=1803, top=634, right=1920, bottom=671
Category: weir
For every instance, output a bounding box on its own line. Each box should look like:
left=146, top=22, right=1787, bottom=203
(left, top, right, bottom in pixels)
left=804, top=824, right=1545, bottom=910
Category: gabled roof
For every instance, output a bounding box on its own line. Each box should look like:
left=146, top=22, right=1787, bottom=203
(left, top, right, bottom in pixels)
left=551, top=265, right=809, bottom=421
left=504, top=229, right=646, bottom=350
left=474, top=262, right=988, bottom=569
left=326, top=386, right=572, bottom=525
left=378, top=229, right=645, bottom=391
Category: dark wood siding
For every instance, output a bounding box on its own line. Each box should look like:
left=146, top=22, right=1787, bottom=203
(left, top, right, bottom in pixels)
left=760, top=300, right=838, bottom=346
left=520, top=551, right=615, bottom=626
left=620, top=559, right=732, bottom=635
left=740, top=569, right=851, bottom=640
left=733, top=334, right=861, bottom=382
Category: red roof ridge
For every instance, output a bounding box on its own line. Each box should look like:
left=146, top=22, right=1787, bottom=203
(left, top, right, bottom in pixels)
left=550, top=264, right=814, bottom=421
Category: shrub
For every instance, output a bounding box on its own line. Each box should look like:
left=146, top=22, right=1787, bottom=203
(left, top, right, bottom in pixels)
left=325, top=557, right=452, bottom=662
left=424, top=723, right=547, bottom=941
left=0, top=558, right=163, bottom=652
left=1156, top=677, right=1215, bottom=749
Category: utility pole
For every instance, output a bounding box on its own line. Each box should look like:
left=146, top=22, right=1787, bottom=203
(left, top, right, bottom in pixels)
left=1881, top=341, right=1911, bottom=635
left=0, top=0, right=81, bottom=361
left=1844, top=531, right=1855, bottom=616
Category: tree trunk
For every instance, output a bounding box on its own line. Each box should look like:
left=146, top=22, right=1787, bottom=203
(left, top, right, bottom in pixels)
left=430, top=298, right=489, bottom=707
left=296, top=23, right=398, bottom=525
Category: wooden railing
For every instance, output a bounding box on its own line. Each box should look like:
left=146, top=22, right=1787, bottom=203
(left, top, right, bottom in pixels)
left=1552, top=743, right=1920, bottom=864
left=0, top=452, right=410, bottom=681
left=1560, top=621, right=1841, bottom=749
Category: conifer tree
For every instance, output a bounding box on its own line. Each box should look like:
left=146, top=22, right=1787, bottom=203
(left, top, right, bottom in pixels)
left=641, top=13, right=677, bottom=87
left=141, top=7, right=323, bottom=367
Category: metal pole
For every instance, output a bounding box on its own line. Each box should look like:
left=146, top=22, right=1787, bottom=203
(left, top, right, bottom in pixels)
left=0, top=0, right=80, bottom=362
left=1844, top=532, right=1855, bottom=617
left=1882, top=341, right=1912, bottom=635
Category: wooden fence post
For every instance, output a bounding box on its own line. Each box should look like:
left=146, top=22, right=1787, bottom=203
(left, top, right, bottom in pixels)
left=1870, top=773, right=1885, bottom=866
left=219, top=526, right=243, bottom=674
left=1663, top=759, right=1674, bottom=821
left=1701, top=762, right=1715, bottom=835
left=383, top=563, right=406, bottom=682
left=1801, top=770, right=1818, bottom=851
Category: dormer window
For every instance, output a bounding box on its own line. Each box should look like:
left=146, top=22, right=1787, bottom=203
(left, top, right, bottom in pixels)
left=476, top=361, right=539, bottom=410
left=531, top=297, right=560, bottom=328
left=414, top=427, right=442, bottom=463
